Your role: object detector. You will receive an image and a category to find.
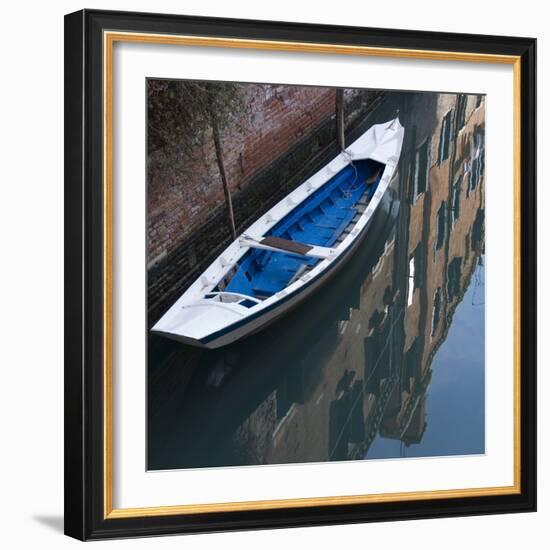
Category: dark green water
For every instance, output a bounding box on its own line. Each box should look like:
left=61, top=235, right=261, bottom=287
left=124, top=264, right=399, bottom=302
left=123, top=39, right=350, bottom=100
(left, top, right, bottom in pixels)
left=147, top=91, right=485, bottom=470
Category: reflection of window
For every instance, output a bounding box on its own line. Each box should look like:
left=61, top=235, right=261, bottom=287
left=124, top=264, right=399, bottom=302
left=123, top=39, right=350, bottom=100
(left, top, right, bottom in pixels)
left=431, top=287, right=442, bottom=337
left=438, top=110, right=453, bottom=164
left=456, top=95, right=467, bottom=131
left=451, top=177, right=462, bottom=228
left=413, top=138, right=430, bottom=201
left=476, top=95, right=483, bottom=108
left=407, top=256, right=415, bottom=306
left=407, top=243, right=424, bottom=306
left=469, top=129, right=485, bottom=193
left=447, top=257, right=462, bottom=301
left=435, top=201, right=446, bottom=251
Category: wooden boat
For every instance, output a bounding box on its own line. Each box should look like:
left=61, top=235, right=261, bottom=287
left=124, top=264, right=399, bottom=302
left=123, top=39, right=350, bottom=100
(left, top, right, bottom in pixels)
left=151, top=118, right=404, bottom=348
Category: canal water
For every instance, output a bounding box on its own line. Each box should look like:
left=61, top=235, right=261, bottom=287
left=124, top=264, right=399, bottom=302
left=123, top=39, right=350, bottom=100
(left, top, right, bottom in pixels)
left=147, top=90, right=485, bottom=470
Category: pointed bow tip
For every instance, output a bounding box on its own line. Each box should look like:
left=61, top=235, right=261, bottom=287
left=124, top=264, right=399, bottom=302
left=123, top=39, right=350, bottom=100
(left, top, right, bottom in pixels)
left=388, top=116, right=403, bottom=130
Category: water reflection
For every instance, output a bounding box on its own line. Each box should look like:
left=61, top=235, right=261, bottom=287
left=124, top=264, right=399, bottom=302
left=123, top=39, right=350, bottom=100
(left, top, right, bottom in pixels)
left=147, top=91, right=485, bottom=470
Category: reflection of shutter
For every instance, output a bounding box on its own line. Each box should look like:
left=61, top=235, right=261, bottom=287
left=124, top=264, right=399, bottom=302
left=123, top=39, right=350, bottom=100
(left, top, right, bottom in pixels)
left=413, top=139, right=430, bottom=200
left=413, top=244, right=423, bottom=288
left=438, top=110, right=453, bottom=163
left=457, top=94, right=467, bottom=130
left=435, top=202, right=446, bottom=249
left=438, top=117, right=445, bottom=163
left=447, top=257, right=463, bottom=301
left=417, top=140, right=428, bottom=194
left=349, top=381, right=365, bottom=443
left=452, top=178, right=462, bottom=225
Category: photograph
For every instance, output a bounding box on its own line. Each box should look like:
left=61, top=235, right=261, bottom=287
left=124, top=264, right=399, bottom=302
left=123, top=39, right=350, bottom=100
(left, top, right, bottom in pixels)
left=146, top=81, right=486, bottom=471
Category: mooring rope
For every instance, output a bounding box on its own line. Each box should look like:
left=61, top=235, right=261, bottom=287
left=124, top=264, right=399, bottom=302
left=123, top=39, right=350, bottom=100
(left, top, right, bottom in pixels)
left=341, top=150, right=361, bottom=198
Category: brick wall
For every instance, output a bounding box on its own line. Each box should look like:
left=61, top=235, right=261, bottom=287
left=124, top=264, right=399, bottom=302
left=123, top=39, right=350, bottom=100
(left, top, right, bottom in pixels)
left=148, top=84, right=340, bottom=263
left=147, top=84, right=384, bottom=324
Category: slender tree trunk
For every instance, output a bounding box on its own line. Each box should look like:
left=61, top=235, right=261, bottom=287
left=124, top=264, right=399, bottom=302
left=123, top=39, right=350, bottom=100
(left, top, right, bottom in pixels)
left=336, top=89, right=345, bottom=151
left=210, top=114, right=237, bottom=240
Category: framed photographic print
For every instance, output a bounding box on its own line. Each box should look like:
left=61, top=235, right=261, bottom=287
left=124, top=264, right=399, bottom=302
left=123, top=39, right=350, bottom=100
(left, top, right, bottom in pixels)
left=64, top=9, right=537, bottom=540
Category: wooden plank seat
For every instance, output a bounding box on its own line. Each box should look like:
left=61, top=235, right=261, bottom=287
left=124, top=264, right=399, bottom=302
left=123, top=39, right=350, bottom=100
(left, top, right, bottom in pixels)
left=260, top=236, right=313, bottom=255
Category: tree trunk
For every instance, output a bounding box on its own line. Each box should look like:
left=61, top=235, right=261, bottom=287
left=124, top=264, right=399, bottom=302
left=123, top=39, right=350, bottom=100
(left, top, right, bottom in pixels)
left=336, top=89, right=345, bottom=151
left=210, top=115, right=237, bottom=240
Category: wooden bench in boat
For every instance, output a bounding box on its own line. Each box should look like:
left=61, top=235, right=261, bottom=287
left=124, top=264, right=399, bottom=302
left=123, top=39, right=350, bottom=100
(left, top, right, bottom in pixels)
left=261, top=236, right=312, bottom=255
left=239, top=234, right=336, bottom=260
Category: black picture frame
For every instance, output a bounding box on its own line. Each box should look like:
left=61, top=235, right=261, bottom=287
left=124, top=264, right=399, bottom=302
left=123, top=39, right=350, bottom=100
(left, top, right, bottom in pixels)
left=64, top=8, right=536, bottom=541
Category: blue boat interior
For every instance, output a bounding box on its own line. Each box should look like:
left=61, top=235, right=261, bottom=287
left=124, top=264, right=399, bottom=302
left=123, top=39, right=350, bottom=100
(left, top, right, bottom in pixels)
left=216, top=158, right=385, bottom=302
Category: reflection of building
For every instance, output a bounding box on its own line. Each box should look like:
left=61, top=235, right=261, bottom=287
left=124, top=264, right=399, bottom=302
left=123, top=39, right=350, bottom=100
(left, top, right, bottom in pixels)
left=229, top=93, right=486, bottom=465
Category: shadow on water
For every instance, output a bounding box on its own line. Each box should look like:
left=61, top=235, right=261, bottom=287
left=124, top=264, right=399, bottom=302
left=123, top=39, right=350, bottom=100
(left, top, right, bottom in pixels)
left=147, top=90, right=486, bottom=470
